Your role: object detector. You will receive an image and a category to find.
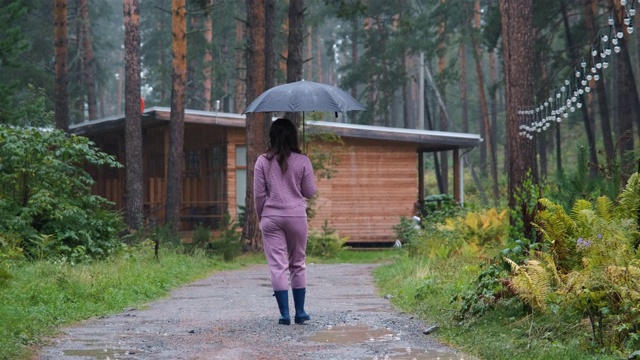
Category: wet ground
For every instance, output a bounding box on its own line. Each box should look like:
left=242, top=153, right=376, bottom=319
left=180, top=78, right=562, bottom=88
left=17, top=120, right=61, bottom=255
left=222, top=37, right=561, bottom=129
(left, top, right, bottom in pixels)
left=36, top=263, right=474, bottom=360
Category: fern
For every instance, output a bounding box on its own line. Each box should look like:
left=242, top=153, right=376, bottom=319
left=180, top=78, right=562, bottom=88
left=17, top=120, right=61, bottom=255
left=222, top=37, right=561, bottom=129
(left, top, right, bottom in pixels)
left=504, top=257, right=550, bottom=311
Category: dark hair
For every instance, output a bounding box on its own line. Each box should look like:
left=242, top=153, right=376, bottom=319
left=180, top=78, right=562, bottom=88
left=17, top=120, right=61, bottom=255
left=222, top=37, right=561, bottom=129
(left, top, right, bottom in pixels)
left=266, top=118, right=301, bottom=172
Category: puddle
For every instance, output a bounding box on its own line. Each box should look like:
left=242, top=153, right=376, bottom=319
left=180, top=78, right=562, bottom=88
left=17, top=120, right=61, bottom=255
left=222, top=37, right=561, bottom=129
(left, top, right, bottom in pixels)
left=305, top=325, right=398, bottom=344
left=362, top=347, right=471, bottom=360
left=62, top=348, right=141, bottom=359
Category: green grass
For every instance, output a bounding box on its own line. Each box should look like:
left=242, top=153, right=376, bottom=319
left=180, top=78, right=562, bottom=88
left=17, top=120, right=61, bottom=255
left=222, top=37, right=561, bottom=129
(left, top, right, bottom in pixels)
left=308, top=247, right=401, bottom=264
left=373, top=251, right=621, bottom=360
left=0, top=247, right=264, bottom=360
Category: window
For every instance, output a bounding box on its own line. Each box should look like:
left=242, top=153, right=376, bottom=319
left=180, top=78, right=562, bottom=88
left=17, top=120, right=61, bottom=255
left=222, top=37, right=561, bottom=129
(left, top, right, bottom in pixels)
left=235, top=145, right=247, bottom=215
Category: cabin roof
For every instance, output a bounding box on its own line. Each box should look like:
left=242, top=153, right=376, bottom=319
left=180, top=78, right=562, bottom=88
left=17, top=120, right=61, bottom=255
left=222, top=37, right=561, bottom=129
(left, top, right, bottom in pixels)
left=70, top=106, right=481, bottom=152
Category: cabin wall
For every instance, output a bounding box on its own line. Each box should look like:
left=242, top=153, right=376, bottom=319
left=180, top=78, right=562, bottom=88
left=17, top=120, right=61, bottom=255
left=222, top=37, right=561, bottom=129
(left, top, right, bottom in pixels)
left=226, top=127, right=245, bottom=220
left=308, top=138, right=417, bottom=243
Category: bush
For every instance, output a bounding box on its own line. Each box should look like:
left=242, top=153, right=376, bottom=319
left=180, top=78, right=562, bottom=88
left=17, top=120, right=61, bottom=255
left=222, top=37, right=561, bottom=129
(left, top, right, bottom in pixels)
left=307, top=221, right=346, bottom=258
left=210, top=214, right=242, bottom=261
left=0, top=126, right=125, bottom=262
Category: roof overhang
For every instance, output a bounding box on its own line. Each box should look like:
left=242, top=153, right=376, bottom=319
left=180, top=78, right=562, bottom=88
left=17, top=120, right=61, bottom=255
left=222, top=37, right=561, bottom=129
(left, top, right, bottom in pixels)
left=69, top=107, right=482, bottom=152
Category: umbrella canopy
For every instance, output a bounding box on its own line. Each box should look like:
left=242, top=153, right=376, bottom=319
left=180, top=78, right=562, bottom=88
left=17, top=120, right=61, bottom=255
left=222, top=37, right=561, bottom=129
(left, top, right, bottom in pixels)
left=243, top=80, right=365, bottom=114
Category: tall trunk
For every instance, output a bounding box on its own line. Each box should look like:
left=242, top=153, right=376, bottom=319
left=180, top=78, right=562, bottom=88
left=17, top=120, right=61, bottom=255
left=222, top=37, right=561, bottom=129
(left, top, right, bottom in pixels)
left=234, top=8, right=245, bottom=113
left=78, top=0, right=97, bottom=120
left=437, top=0, right=448, bottom=194
left=489, top=51, right=498, bottom=157
left=123, top=0, right=143, bottom=229
left=499, top=0, right=538, bottom=234
left=243, top=0, right=270, bottom=250
left=316, top=31, right=322, bottom=83
left=584, top=0, right=614, bottom=162
left=560, top=0, right=598, bottom=172
left=609, top=0, right=638, bottom=171
left=202, top=0, right=213, bottom=111
left=165, top=0, right=187, bottom=227
left=350, top=18, right=358, bottom=100
left=472, top=0, right=498, bottom=203
left=285, top=0, right=304, bottom=128
left=54, top=0, right=69, bottom=131
left=459, top=44, right=468, bottom=133
left=117, top=49, right=124, bottom=114
left=265, top=0, right=275, bottom=89
left=307, top=25, right=313, bottom=79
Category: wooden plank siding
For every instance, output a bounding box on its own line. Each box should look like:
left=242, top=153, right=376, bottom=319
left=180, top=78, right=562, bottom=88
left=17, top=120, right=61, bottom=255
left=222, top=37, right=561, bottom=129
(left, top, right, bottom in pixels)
left=308, top=138, right=416, bottom=243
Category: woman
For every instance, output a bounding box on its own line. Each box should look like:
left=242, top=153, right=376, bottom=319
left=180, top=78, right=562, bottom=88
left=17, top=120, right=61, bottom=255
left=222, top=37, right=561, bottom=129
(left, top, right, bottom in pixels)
left=254, top=118, right=317, bottom=325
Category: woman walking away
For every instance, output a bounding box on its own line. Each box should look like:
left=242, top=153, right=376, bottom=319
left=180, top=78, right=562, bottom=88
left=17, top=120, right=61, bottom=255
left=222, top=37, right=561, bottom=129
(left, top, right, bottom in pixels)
left=254, top=118, right=317, bottom=325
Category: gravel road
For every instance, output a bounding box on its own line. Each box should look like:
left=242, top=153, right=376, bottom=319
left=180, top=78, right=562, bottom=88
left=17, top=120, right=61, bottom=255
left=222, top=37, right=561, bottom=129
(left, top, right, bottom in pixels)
left=36, top=263, right=474, bottom=360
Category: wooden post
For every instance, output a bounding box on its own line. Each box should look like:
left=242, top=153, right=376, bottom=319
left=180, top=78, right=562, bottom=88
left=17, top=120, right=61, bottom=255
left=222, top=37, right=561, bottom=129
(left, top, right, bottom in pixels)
left=453, top=148, right=461, bottom=204
left=418, top=151, right=425, bottom=214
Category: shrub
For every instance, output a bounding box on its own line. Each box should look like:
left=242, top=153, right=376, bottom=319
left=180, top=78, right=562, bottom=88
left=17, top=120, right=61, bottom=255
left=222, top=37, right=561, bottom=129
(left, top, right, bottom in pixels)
left=0, top=126, right=125, bottom=261
left=307, top=221, right=346, bottom=258
left=210, top=214, right=242, bottom=261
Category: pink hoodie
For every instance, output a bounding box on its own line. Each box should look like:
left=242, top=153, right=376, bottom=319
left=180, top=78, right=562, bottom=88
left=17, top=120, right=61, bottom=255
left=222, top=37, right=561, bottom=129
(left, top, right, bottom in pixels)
left=254, top=152, right=317, bottom=219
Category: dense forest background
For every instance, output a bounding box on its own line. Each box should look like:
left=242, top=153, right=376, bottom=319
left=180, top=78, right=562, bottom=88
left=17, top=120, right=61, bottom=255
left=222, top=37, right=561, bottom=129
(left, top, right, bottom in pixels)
left=1, top=0, right=639, bottom=205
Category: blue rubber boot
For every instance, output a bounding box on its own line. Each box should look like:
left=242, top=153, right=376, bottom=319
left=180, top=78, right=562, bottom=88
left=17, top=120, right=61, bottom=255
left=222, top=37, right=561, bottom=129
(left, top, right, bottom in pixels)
left=292, top=288, right=310, bottom=324
left=273, top=290, right=291, bottom=325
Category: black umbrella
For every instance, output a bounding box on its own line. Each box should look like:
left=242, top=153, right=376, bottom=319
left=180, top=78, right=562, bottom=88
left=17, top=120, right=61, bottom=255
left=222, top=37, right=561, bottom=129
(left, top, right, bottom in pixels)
left=243, top=80, right=365, bottom=150
left=243, top=80, right=365, bottom=114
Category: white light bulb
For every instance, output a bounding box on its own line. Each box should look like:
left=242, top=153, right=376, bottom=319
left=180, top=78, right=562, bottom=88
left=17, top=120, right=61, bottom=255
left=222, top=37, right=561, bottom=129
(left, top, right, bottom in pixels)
left=577, top=102, right=583, bottom=108
left=621, top=0, right=627, bottom=5
left=630, top=8, right=636, bottom=16
left=591, top=49, right=598, bottom=57
left=587, top=74, right=593, bottom=81
left=609, top=17, right=614, bottom=26
left=624, top=17, right=631, bottom=26
left=596, top=62, right=602, bottom=69
left=602, top=34, right=609, bottom=42
left=585, top=86, right=591, bottom=93
left=600, top=51, right=607, bottom=58
left=576, top=71, right=581, bottom=77
left=594, top=74, right=600, bottom=81
left=581, top=80, right=587, bottom=86
left=565, top=79, right=570, bottom=85
left=603, top=61, right=609, bottom=68
left=572, top=95, right=577, bottom=102
left=615, top=45, right=621, bottom=53
left=544, top=101, right=549, bottom=107
left=563, top=112, right=569, bottom=118
left=605, top=48, right=612, bottom=55
left=613, top=38, right=619, bottom=45
left=556, top=93, right=561, bottom=98
left=591, top=66, right=597, bottom=73
left=570, top=106, right=576, bottom=112
left=617, top=31, right=624, bottom=38
left=581, top=59, right=588, bottom=68
left=628, top=26, right=634, bottom=34
left=561, top=86, right=566, bottom=92
left=579, top=88, right=584, bottom=94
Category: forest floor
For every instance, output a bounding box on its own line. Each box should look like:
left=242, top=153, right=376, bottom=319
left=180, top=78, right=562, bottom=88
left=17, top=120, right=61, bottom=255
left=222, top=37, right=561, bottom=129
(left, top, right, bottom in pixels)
left=35, top=263, right=474, bottom=360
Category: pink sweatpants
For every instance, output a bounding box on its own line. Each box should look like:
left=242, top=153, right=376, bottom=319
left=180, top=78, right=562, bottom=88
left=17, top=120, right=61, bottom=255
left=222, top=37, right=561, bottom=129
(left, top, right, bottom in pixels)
left=260, top=216, right=308, bottom=291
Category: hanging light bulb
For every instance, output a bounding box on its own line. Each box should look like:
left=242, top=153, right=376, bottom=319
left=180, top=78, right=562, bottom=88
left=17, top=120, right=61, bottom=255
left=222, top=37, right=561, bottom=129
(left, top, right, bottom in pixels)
left=628, top=25, right=634, bottom=34
left=602, top=33, right=609, bottom=42
left=596, top=62, right=602, bottom=69
left=565, top=79, right=570, bottom=86
left=617, top=30, right=624, bottom=38
left=544, top=101, right=549, bottom=107
left=561, top=86, right=566, bottom=92
left=612, top=37, right=619, bottom=45
left=581, top=58, right=587, bottom=68
left=556, top=93, right=561, bottom=99
left=587, top=74, right=593, bottom=81
left=577, top=102, right=583, bottom=108
left=581, top=79, right=587, bottom=86
left=591, top=66, right=597, bottom=73
left=570, top=106, right=576, bottom=112
left=603, top=61, right=609, bottom=68
left=591, top=48, right=598, bottom=57
left=630, top=8, right=636, bottom=17
left=563, top=112, right=569, bottom=118
left=615, top=45, right=621, bottom=53
left=609, top=15, right=615, bottom=26
left=576, top=70, right=581, bottom=77
left=624, top=16, right=631, bottom=26
left=585, top=86, right=591, bottom=93
left=579, top=88, right=584, bottom=94
left=594, top=74, right=600, bottom=81
left=621, top=0, right=627, bottom=5
left=605, top=48, right=612, bottom=55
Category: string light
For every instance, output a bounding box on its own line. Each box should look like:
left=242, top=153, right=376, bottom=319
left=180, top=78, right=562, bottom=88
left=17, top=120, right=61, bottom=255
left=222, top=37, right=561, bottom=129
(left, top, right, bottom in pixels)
left=519, top=0, right=632, bottom=138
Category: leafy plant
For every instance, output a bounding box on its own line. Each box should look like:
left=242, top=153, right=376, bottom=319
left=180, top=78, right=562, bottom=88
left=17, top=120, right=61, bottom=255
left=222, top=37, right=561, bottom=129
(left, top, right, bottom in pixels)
left=307, top=220, right=347, bottom=258
left=0, top=126, right=125, bottom=261
left=210, top=213, right=243, bottom=261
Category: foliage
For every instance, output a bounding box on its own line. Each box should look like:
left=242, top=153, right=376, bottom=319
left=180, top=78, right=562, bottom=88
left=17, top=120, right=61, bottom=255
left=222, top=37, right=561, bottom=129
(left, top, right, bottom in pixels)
left=209, top=214, right=243, bottom=261
left=392, top=216, right=420, bottom=244
left=0, top=0, right=28, bottom=124
left=0, top=126, right=125, bottom=262
left=307, top=220, right=347, bottom=258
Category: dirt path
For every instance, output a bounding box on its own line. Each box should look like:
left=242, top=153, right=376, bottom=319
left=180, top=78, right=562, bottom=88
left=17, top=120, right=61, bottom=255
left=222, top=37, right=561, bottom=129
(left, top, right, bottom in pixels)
left=36, top=263, right=473, bottom=360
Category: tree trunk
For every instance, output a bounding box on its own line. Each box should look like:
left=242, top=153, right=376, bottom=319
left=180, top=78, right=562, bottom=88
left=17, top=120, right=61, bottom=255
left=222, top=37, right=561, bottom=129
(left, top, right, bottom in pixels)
left=437, top=0, right=448, bottom=194
left=499, top=0, right=538, bottom=232
left=78, top=0, right=97, bottom=120
left=202, top=0, right=213, bottom=112
left=459, top=43, right=468, bottom=133
left=584, top=0, right=614, bottom=162
left=123, top=0, right=144, bottom=229
left=234, top=5, right=245, bottom=114
left=54, top=0, right=69, bottom=131
left=285, top=0, right=304, bottom=129
left=472, top=0, right=498, bottom=203
left=243, top=0, right=270, bottom=250
left=609, top=0, right=638, bottom=171
left=350, top=18, right=358, bottom=100
left=489, top=51, right=498, bottom=160
left=165, top=0, right=187, bottom=227
left=560, top=0, right=598, bottom=172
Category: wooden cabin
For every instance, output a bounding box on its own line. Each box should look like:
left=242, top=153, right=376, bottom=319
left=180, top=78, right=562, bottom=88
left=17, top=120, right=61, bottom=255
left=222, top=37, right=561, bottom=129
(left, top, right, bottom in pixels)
left=70, top=107, right=481, bottom=244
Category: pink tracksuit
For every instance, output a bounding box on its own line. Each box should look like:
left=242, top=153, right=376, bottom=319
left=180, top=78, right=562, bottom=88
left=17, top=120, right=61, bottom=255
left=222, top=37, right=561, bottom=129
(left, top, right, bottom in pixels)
left=254, top=152, right=317, bottom=291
